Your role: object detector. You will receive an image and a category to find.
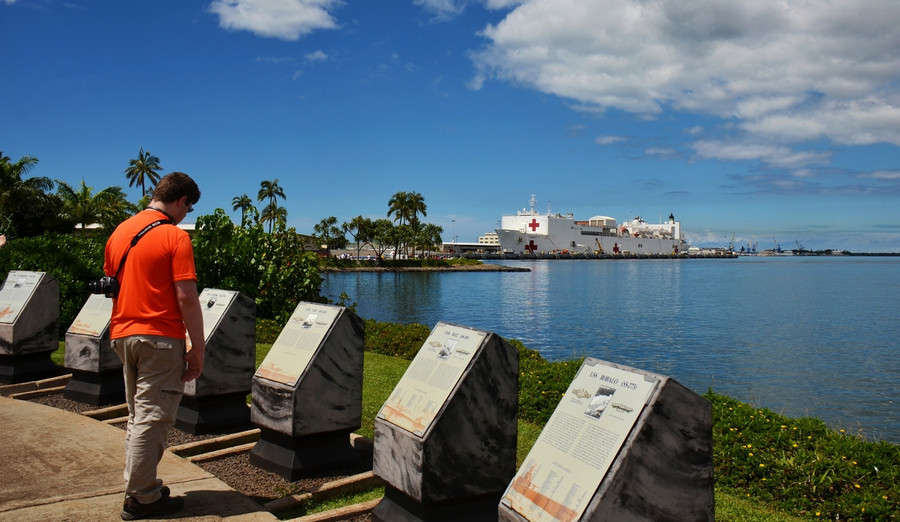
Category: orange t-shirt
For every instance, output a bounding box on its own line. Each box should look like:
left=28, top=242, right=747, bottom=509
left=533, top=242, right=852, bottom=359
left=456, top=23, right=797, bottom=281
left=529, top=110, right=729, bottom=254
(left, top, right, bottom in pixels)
left=104, top=209, right=197, bottom=340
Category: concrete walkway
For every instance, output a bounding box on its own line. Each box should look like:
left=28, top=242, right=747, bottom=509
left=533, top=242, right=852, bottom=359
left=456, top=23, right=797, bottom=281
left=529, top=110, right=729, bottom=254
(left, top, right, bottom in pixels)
left=0, top=395, right=278, bottom=522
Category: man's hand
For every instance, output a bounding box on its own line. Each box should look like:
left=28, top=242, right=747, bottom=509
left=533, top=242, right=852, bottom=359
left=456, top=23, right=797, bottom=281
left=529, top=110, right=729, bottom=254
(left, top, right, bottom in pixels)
left=182, top=347, right=204, bottom=382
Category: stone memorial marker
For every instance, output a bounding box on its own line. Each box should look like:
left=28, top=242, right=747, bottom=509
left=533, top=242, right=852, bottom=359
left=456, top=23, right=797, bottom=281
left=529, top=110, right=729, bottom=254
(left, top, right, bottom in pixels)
left=176, top=288, right=256, bottom=435
left=0, top=271, right=60, bottom=384
left=250, top=301, right=364, bottom=481
left=63, top=293, right=122, bottom=405
left=372, top=322, right=519, bottom=522
left=498, top=357, right=713, bottom=522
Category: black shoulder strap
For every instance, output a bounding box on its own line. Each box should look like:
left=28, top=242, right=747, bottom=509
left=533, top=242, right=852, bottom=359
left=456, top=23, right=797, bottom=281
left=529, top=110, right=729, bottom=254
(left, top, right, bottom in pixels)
left=114, top=218, right=174, bottom=279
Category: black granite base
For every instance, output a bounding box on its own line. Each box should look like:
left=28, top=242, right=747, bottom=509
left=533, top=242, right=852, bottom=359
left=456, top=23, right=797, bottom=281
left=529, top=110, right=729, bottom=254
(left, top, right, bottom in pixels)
left=249, top=427, right=360, bottom=482
left=175, top=392, right=252, bottom=435
left=372, top=486, right=500, bottom=522
left=63, top=369, right=125, bottom=406
left=0, top=352, right=59, bottom=384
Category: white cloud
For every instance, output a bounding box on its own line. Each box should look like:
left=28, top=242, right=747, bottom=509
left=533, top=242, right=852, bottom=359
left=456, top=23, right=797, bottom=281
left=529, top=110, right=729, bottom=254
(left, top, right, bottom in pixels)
left=208, top=0, right=341, bottom=41
left=865, top=170, right=900, bottom=181
left=305, top=50, right=328, bottom=62
left=471, top=0, right=900, bottom=169
left=595, top=135, right=624, bottom=145
left=693, top=140, right=831, bottom=169
left=414, top=0, right=467, bottom=19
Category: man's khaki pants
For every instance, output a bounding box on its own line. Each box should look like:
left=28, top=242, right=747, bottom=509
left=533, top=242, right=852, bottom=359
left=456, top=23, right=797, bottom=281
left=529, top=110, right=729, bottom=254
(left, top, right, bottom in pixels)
left=113, top=336, right=185, bottom=504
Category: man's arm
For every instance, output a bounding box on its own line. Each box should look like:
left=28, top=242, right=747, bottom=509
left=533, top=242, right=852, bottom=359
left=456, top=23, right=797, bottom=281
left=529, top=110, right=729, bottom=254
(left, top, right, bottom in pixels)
left=175, top=279, right=205, bottom=382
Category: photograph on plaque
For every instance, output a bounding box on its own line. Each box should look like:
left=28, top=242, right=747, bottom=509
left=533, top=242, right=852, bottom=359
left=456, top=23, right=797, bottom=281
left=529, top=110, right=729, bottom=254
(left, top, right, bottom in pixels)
left=255, top=303, right=340, bottom=386
left=0, top=271, right=42, bottom=324
left=377, top=323, right=485, bottom=436
left=67, top=294, right=113, bottom=337
left=501, top=363, right=658, bottom=522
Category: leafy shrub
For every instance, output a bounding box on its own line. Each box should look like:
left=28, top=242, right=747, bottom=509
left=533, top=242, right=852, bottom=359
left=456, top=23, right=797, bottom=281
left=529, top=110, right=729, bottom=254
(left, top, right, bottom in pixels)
left=255, top=318, right=283, bottom=344
left=0, top=233, right=105, bottom=337
left=362, top=319, right=430, bottom=359
left=193, top=209, right=325, bottom=324
left=510, top=338, right=581, bottom=425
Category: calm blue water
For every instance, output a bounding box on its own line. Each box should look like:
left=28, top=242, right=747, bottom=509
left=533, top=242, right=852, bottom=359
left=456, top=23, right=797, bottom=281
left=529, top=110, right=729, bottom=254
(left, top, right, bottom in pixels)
left=321, top=257, right=900, bottom=444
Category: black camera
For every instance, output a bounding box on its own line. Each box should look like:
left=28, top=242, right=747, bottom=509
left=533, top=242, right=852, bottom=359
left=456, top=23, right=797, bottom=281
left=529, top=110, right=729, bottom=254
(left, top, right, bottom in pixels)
left=88, top=276, right=120, bottom=298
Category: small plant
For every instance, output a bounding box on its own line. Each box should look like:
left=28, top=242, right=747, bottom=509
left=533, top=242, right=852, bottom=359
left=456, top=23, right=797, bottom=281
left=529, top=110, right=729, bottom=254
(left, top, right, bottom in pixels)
left=707, top=390, right=899, bottom=520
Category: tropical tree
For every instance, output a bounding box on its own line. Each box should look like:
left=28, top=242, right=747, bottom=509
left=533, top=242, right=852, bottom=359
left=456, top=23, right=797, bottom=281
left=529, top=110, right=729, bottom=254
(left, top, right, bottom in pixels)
left=368, top=218, right=398, bottom=265
left=0, top=152, right=68, bottom=237
left=56, top=180, right=131, bottom=235
left=257, top=179, right=286, bottom=233
left=342, top=216, right=373, bottom=259
left=231, top=193, right=254, bottom=227
left=387, top=191, right=428, bottom=257
left=95, top=186, right=134, bottom=231
left=124, top=148, right=162, bottom=197
left=387, top=191, right=410, bottom=226
left=416, top=223, right=444, bottom=257
left=407, top=191, right=427, bottom=222
left=259, top=201, right=287, bottom=234
left=314, top=216, right=348, bottom=252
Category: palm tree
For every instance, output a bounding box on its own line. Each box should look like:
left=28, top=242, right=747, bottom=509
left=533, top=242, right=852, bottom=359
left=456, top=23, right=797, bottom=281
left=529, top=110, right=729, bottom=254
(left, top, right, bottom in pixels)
left=387, top=191, right=410, bottom=226
left=56, top=180, right=131, bottom=235
left=257, top=180, right=286, bottom=233
left=259, top=201, right=287, bottom=234
left=124, top=148, right=162, bottom=197
left=232, top=193, right=254, bottom=227
left=407, top=191, right=427, bottom=222
left=0, top=152, right=59, bottom=237
left=0, top=152, right=53, bottom=207
left=387, top=191, right=428, bottom=257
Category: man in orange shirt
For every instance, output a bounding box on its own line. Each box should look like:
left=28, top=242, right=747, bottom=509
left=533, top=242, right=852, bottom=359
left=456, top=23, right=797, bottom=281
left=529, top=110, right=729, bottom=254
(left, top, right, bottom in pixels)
left=104, top=172, right=205, bottom=520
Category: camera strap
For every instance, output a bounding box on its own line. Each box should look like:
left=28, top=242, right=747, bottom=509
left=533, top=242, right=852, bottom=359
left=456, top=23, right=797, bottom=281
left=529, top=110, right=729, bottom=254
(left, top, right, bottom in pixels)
left=113, top=218, right=174, bottom=279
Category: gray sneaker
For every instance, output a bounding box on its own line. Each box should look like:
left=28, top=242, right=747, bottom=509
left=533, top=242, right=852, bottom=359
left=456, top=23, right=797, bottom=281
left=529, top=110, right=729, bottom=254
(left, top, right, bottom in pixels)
left=120, top=494, right=184, bottom=520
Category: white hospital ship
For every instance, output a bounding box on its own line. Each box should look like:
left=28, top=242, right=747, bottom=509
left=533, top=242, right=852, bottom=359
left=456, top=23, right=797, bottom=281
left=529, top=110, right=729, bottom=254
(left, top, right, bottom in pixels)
left=495, top=195, right=689, bottom=256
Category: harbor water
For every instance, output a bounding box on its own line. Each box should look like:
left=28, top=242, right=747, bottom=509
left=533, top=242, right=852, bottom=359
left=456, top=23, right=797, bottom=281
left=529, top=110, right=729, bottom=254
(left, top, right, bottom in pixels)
left=321, top=256, right=899, bottom=444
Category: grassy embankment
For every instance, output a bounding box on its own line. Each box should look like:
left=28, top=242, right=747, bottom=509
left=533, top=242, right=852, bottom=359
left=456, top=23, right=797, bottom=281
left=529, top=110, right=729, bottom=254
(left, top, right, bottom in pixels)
left=52, top=319, right=898, bottom=521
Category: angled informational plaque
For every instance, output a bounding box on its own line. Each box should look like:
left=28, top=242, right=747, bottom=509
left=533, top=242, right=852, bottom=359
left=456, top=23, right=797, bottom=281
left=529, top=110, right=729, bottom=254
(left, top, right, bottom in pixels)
left=371, top=322, right=519, bottom=522
left=502, top=360, right=657, bottom=522
left=0, top=271, right=44, bottom=325
left=255, top=303, right=340, bottom=386
left=250, top=301, right=364, bottom=481
left=377, top=323, right=485, bottom=436
left=63, top=294, right=121, bottom=405
left=0, top=271, right=60, bottom=383
left=67, top=293, right=112, bottom=338
left=498, top=358, right=714, bottom=522
left=177, top=288, right=256, bottom=434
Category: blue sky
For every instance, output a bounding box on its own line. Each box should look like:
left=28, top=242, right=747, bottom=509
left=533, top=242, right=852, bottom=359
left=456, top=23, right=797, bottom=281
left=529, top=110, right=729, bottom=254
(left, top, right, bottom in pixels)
left=3, top=0, right=900, bottom=252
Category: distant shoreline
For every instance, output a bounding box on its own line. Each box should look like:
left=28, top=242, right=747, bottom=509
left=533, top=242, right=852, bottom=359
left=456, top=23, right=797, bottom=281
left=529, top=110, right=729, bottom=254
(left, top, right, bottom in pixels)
left=323, top=264, right=530, bottom=273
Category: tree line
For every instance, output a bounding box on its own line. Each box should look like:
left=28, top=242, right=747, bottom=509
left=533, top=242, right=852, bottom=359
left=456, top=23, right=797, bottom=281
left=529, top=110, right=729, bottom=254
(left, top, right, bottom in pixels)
left=1, top=150, right=444, bottom=259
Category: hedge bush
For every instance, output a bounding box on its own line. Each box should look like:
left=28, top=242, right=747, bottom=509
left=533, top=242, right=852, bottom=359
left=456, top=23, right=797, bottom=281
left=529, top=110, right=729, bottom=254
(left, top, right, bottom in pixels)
left=0, top=233, right=105, bottom=337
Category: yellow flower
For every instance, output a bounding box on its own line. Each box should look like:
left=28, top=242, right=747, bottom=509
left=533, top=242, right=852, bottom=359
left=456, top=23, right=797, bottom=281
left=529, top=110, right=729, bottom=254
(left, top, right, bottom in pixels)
left=749, top=452, right=754, bottom=457
left=816, top=512, right=821, bottom=517
left=792, top=444, right=798, bottom=448
left=854, top=484, right=861, bottom=489
left=759, top=464, right=765, bottom=468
